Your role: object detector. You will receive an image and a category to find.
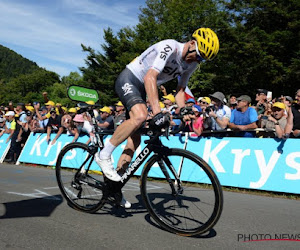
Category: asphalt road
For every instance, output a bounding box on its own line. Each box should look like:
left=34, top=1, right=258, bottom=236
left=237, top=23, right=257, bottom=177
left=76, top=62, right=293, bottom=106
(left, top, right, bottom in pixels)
left=0, top=164, right=299, bottom=249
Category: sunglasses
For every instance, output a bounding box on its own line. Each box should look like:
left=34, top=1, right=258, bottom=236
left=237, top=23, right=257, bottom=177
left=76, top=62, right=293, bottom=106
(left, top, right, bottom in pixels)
left=200, top=101, right=208, bottom=105
left=194, top=42, right=205, bottom=63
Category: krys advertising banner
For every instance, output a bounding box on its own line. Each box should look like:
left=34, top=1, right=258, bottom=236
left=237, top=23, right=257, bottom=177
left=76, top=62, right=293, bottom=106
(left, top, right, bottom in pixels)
left=18, top=133, right=300, bottom=194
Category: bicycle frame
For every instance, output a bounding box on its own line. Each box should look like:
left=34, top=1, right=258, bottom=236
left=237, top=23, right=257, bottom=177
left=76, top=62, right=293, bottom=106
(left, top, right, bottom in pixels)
left=75, top=103, right=183, bottom=195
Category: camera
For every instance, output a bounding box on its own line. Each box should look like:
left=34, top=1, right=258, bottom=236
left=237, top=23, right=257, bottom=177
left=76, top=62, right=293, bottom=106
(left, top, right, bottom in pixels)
left=205, top=106, right=215, bottom=114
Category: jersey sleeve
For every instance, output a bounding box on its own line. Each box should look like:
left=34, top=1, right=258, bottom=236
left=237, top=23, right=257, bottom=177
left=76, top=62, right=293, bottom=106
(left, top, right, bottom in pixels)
left=177, top=63, right=198, bottom=88
left=151, top=41, right=176, bottom=73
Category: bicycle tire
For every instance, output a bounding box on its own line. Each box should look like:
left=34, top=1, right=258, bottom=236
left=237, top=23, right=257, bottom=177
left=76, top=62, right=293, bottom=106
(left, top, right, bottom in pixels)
left=56, top=142, right=105, bottom=213
left=140, top=148, right=223, bottom=236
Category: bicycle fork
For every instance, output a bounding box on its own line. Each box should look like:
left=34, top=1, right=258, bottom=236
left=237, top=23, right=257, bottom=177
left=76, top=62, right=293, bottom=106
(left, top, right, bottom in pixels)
left=157, top=156, right=183, bottom=196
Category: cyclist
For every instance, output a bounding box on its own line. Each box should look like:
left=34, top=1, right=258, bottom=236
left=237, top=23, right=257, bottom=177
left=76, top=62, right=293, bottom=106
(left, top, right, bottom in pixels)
left=95, top=28, right=219, bottom=207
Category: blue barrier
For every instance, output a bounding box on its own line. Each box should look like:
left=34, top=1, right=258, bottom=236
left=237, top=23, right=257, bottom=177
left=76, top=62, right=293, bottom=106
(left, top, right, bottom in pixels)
left=18, top=132, right=300, bottom=194
left=0, top=134, right=11, bottom=163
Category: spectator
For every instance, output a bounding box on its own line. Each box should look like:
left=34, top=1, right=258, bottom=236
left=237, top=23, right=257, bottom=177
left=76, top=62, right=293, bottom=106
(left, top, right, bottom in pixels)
left=284, top=89, right=300, bottom=138
left=68, top=108, right=77, bottom=118
left=73, top=114, right=95, bottom=144
left=55, top=103, right=65, bottom=115
left=228, top=94, right=237, bottom=110
left=20, top=110, right=34, bottom=147
left=198, top=97, right=211, bottom=109
left=15, top=103, right=27, bottom=126
left=86, top=100, right=99, bottom=118
left=35, top=106, right=49, bottom=133
left=185, top=98, right=196, bottom=107
left=5, top=111, right=22, bottom=163
left=46, top=108, right=64, bottom=145
left=182, top=105, right=204, bottom=136
left=207, top=91, right=231, bottom=131
left=61, top=113, right=79, bottom=143
left=259, top=102, right=287, bottom=138
left=45, top=100, right=56, bottom=113
left=0, top=116, right=7, bottom=138
left=162, top=94, right=176, bottom=113
left=255, top=89, right=268, bottom=115
left=97, top=106, right=114, bottom=131
left=5, top=111, right=16, bottom=143
left=114, top=101, right=126, bottom=128
left=25, top=105, right=35, bottom=113
left=228, top=95, right=258, bottom=137
left=284, top=96, right=293, bottom=111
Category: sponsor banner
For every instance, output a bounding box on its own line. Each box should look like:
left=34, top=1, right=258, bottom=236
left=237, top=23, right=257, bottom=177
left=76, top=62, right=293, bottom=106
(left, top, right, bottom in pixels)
left=18, top=133, right=300, bottom=194
left=0, top=134, right=11, bottom=163
left=67, top=85, right=99, bottom=103
left=186, top=136, right=300, bottom=194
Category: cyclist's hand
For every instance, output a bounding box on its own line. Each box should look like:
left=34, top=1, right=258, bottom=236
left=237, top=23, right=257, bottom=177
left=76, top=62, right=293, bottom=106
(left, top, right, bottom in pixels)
left=149, top=112, right=170, bottom=128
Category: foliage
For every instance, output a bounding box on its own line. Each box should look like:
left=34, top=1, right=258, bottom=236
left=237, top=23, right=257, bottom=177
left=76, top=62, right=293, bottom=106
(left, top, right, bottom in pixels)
left=1, top=0, right=299, bottom=106
left=80, top=0, right=300, bottom=101
left=0, top=45, right=40, bottom=82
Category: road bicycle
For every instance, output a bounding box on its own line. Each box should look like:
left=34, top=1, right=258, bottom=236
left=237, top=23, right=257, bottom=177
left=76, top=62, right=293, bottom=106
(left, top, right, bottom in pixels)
left=55, top=103, right=223, bottom=236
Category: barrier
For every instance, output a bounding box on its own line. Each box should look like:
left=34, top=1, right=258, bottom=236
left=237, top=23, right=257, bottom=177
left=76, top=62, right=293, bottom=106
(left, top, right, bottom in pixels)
left=0, top=134, right=11, bottom=163
left=17, top=132, right=300, bottom=194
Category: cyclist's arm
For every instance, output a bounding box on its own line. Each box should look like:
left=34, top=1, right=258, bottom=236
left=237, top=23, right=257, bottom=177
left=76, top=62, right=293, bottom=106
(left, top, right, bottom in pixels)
left=144, top=69, right=161, bottom=116
left=175, top=86, right=186, bottom=110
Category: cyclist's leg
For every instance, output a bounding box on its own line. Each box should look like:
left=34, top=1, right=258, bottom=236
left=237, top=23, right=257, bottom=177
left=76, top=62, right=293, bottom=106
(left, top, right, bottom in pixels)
left=96, top=68, right=147, bottom=181
left=116, top=131, right=141, bottom=175
left=109, top=104, right=146, bottom=148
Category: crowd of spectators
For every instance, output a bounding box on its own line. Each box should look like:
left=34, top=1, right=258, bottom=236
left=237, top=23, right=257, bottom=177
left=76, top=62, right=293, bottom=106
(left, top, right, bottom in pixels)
left=0, top=88, right=299, bottom=163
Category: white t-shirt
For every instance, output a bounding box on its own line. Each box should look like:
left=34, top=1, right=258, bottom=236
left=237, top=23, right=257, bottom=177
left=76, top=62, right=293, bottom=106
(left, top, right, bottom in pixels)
left=127, top=39, right=198, bottom=87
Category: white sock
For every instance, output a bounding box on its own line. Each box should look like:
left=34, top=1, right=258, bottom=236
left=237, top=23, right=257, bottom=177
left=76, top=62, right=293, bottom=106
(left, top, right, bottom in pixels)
left=99, top=140, right=116, bottom=160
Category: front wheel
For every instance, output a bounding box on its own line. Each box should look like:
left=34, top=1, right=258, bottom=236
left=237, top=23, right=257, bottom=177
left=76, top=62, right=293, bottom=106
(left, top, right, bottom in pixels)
left=140, top=148, right=223, bottom=236
left=56, top=142, right=105, bottom=213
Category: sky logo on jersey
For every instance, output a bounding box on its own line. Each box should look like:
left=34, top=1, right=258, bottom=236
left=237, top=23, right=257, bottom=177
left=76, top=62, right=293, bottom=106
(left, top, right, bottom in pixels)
left=122, top=83, right=133, bottom=96
left=160, top=45, right=172, bottom=60
left=162, top=66, right=181, bottom=78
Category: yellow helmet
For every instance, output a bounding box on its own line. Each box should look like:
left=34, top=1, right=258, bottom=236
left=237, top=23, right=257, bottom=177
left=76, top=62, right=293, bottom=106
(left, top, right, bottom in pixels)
left=192, top=28, right=219, bottom=60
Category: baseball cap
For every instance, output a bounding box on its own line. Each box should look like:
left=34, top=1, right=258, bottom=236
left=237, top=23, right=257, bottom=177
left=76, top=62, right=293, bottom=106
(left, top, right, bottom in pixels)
left=100, top=106, right=111, bottom=114
left=272, top=102, right=285, bottom=110
left=115, top=101, right=124, bottom=107
left=5, top=111, right=15, bottom=116
left=237, top=95, right=252, bottom=103
left=257, top=89, right=268, bottom=95
left=45, top=100, right=55, bottom=106
left=199, top=97, right=211, bottom=104
left=285, top=96, right=293, bottom=103
left=209, top=92, right=225, bottom=103
left=68, top=108, right=77, bottom=113
left=192, top=105, right=202, bottom=112
left=163, top=94, right=175, bottom=103
left=26, top=106, right=35, bottom=112
left=186, top=98, right=196, bottom=104
left=86, top=100, right=95, bottom=105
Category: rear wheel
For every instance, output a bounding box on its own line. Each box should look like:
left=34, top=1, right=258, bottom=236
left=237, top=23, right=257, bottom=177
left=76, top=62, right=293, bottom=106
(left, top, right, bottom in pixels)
left=56, top=142, right=105, bottom=213
left=141, top=148, right=223, bottom=236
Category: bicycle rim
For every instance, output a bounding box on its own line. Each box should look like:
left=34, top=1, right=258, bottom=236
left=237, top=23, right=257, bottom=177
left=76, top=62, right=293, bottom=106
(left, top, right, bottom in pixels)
left=56, top=143, right=105, bottom=213
left=141, top=148, right=223, bottom=236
